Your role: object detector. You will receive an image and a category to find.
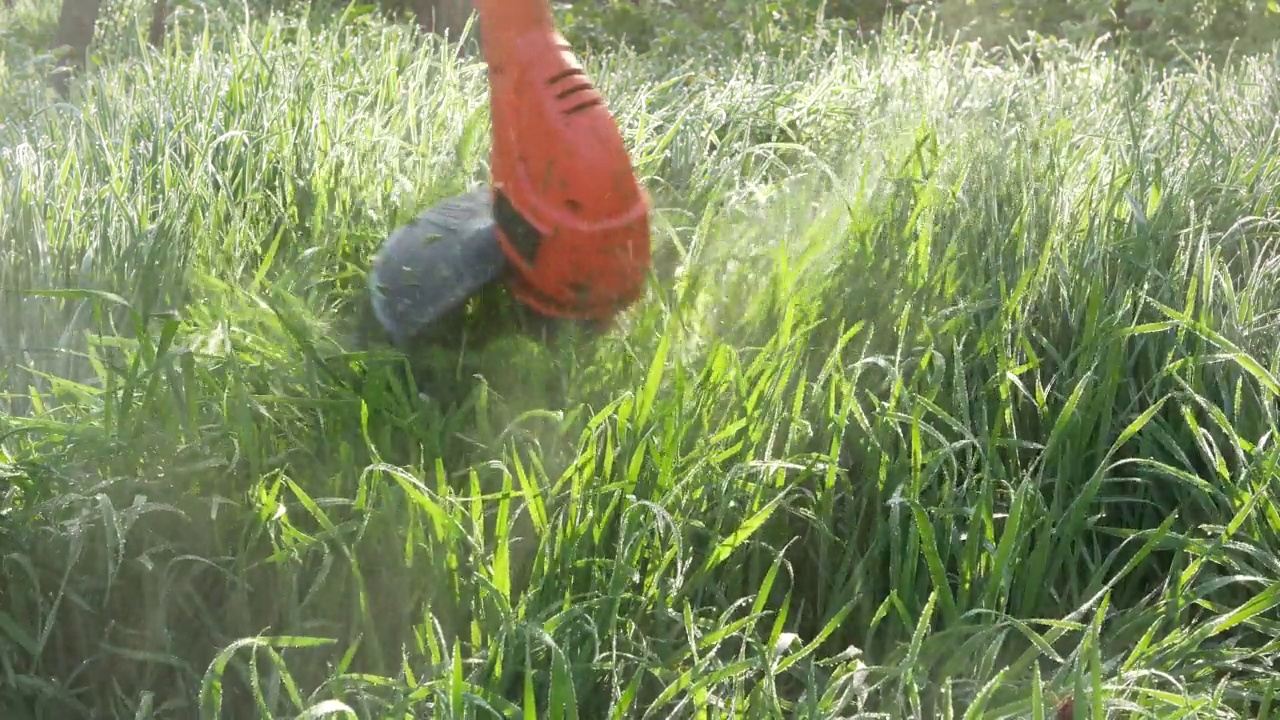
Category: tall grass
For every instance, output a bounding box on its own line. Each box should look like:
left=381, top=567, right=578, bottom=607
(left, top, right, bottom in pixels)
left=3, top=1, right=1280, bottom=717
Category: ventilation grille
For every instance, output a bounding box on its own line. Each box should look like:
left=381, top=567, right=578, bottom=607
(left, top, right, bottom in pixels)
left=546, top=58, right=603, bottom=116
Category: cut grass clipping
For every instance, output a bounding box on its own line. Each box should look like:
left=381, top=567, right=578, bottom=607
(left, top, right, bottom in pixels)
left=4, top=1, right=1280, bottom=718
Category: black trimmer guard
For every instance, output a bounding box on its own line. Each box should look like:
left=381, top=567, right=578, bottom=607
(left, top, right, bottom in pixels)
left=368, top=187, right=509, bottom=349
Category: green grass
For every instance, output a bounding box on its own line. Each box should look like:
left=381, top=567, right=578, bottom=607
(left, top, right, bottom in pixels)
left=4, top=0, right=1280, bottom=717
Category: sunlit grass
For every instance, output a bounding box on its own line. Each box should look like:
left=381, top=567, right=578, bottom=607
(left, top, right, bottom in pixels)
left=3, top=2, right=1280, bottom=717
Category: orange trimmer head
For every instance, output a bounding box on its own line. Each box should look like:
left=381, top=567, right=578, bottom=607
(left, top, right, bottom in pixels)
left=368, top=0, right=651, bottom=350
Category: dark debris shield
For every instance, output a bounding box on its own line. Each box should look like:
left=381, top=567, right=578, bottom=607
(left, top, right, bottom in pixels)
left=368, top=187, right=508, bottom=348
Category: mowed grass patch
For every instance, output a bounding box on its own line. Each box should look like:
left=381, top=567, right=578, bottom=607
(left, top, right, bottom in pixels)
left=4, top=3, right=1280, bottom=717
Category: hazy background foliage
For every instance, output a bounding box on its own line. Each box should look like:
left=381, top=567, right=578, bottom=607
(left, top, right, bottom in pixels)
left=15, top=0, right=1280, bottom=77
left=555, top=0, right=1280, bottom=64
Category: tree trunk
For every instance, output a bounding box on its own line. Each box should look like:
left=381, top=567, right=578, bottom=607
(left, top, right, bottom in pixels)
left=148, top=0, right=169, bottom=49
left=51, top=0, right=103, bottom=97
left=416, top=0, right=474, bottom=42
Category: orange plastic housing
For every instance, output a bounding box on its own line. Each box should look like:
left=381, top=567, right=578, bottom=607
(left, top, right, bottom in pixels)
left=474, top=0, right=652, bottom=321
